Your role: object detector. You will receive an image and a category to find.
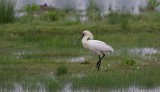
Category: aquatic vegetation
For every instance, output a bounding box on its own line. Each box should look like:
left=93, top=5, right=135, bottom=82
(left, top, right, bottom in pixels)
left=42, top=11, right=60, bottom=21
left=0, top=73, right=60, bottom=92
left=87, top=0, right=101, bottom=21
left=0, top=0, right=15, bottom=24
left=56, top=64, right=69, bottom=76
left=106, top=12, right=136, bottom=31
left=122, top=59, right=136, bottom=66
left=146, top=0, right=160, bottom=12
left=71, top=68, right=160, bottom=89
left=24, top=4, right=40, bottom=15
left=41, top=10, right=65, bottom=22
left=0, top=7, right=160, bottom=91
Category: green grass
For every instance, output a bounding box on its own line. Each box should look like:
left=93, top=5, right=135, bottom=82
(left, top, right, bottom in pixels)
left=0, top=73, right=59, bottom=91
left=0, top=11, right=160, bottom=91
left=146, top=0, right=160, bottom=12
left=71, top=68, right=160, bottom=89
left=56, top=64, right=69, bottom=76
left=0, top=0, right=15, bottom=24
left=87, top=0, right=101, bottom=21
left=24, top=4, right=40, bottom=13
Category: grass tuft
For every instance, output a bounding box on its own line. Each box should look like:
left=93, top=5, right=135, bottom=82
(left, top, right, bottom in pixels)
left=56, top=64, right=69, bottom=76
left=122, top=59, right=136, bottom=66
left=146, top=0, right=160, bottom=12
left=0, top=0, right=15, bottom=24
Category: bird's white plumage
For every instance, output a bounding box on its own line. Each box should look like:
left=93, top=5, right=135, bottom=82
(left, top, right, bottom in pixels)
left=80, top=30, right=114, bottom=56
left=88, top=40, right=114, bottom=55
left=74, top=30, right=114, bottom=71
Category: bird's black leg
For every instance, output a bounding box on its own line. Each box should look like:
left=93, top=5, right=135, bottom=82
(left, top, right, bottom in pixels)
left=96, top=54, right=105, bottom=71
left=98, top=54, right=105, bottom=69
left=101, top=54, right=105, bottom=60
left=96, top=55, right=101, bottom=71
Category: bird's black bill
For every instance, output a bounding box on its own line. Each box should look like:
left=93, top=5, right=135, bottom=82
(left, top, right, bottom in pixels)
left=74, top=33, right=84, bottom=45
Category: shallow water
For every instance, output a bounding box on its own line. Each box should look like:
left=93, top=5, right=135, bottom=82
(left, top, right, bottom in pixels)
left=65, top=86, right=160, bottom=92
left=1, top=82, right=160, bottom=92
left=129, top=48, right=159, bottom=55
left=1, top=83, right=46, bottom=92
left=12, top=47, right=159, bottom=62
left=66, top=47, right=159, bottom=62
left=66, top=55, right=92, bottom=62
left=14, top=0, right=160, bottom=22
left=14, top=0, right=160, bottom=15
left=2, top=48, right=160, bottom=92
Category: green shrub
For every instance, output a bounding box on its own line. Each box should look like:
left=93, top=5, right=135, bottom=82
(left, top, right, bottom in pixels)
left=41, top=11, right=65, bottom=21
left=24, top=4, right=40, bottom=13
left=87, top=0, right=100, bottom=12
left=122, top=59, right=136, bottom=66
left=0, top=0, right=15, bottom=24
left=107, top=12, right=120, bottom=24
left=87, top=0, right=101, bottom=21
left=24, top=4, right=40, bottom=17
left=47, top=11, right=59, bottom=21
left=106, top=12, right=137, bottom=30
left=56, top=64, right=68, bottom=76
left=120, top=17, right=129, bottom=30
left=146, top=0, right=160, bottom=12
left=107, top=12, right=132, bottom=24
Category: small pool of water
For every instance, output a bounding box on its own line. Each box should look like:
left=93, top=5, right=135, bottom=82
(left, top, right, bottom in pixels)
left=61, top=83, right=160, bottom=92
left=129, top=47, right=159, bottom=56
left=4, top=83, right=159, bottom=92
left=66, top=47, right=159, bottom=62
left=12, top=47, right=159, bottom=62
left=66, top=55, right=92, bottom=62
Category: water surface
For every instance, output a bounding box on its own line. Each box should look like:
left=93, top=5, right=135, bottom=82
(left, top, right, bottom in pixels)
left=15, top=0, right=160, bottom=15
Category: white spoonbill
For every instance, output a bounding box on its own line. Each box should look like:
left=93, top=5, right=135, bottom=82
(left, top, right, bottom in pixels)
left=74, top=30, right=114, bottom=71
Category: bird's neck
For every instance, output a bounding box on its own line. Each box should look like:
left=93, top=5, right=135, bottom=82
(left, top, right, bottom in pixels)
left=82, top=36, right=89, bottom=49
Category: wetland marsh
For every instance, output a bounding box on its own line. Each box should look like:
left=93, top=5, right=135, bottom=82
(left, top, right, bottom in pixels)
left=0, top=0, right=160, bottom=91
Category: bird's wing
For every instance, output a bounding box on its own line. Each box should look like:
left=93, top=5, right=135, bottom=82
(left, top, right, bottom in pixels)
left=88, top=40, right=114, bottom=52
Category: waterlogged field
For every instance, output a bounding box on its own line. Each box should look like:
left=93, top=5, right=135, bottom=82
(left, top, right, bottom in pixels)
left=0, top=13, right=160, bottom=91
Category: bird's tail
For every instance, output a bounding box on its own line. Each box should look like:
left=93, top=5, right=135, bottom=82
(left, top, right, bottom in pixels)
left=111, top=48, right=114, bottom=52
left=109, top=46, right=114, bottom=52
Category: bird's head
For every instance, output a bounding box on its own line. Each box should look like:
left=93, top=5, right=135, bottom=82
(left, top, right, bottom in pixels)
left=74, top=30, right=93, bottom=45
left=83, top=30, right=93, bottom=40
